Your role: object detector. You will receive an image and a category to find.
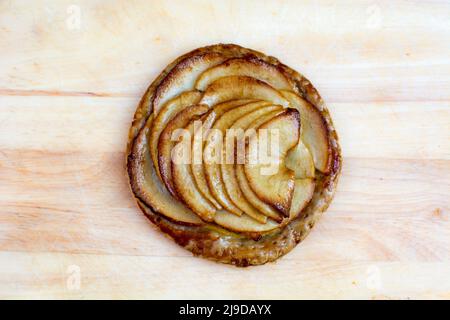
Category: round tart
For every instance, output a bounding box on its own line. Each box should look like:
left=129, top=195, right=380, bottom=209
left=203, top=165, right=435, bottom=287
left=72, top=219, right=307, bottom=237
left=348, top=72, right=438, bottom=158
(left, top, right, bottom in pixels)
left=127, top=44, right=342, bottom=266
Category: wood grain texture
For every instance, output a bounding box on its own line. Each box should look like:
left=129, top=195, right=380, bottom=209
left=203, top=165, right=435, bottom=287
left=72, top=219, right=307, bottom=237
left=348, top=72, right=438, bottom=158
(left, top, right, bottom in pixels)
left=0, top=0, right=449, bottom=299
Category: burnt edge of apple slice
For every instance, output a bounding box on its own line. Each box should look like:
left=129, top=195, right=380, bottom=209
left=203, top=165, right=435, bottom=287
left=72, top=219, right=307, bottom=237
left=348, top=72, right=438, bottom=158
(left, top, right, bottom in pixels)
left=126, top=43, right=342, bottom=267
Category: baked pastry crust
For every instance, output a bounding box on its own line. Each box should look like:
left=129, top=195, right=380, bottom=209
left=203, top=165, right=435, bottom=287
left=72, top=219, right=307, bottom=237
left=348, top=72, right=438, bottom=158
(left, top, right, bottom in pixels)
left=127, top=44, right=342, bottom=266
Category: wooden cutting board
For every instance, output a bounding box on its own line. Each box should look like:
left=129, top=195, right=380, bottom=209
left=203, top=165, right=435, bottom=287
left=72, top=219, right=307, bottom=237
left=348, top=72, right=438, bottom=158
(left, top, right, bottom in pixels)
left=0, top=0, right=449, bottom=299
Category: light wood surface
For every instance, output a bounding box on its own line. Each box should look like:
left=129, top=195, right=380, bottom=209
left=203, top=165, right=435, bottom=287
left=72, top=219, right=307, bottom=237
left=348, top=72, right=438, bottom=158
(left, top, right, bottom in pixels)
left=0, top=0, right=449, bottom=299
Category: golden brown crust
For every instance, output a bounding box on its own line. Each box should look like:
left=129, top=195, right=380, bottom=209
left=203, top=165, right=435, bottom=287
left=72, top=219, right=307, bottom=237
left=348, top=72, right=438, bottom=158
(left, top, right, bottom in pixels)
left=126, top=44, right=342, bottom=266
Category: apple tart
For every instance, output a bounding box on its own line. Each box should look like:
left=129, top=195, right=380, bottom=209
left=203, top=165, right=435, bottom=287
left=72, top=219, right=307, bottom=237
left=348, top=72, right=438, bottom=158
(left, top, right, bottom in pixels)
left=127, top=44, right=341, bottom=266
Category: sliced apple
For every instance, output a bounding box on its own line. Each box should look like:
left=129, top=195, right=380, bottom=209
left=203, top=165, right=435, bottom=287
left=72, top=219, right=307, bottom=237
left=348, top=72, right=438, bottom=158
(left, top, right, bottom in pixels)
left=221, top=105, right=284, bottom=223
left=235, top=110, right=286, bottom=221
left=195, top=57, right=293, bottom=91
left=152, top=52, right=227, bottom=116
left=158, top=104, right=209, bottom=199
left=281, top=90, right=332, bottom=173
left=199, top=76, right=290, bottom=108
left=244, top=109, right=300, bottom=216
left=285, top=140, right=315, bottom=179
left=191, top=99, right=254, bottom=210
left=149, top=90, right=202, bottom=178
left=289, top=178, right=315, bottom=220
left=172, top=121, right=217, bottom=222
left=203, top=101, right=273, bottom=217
left=128, top=116, right=203, bottom=225
left=214, top=210, right=280, bottom=233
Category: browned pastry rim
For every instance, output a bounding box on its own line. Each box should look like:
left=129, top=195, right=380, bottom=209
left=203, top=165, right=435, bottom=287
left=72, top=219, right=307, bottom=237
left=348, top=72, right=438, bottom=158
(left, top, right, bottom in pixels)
left=126, top=44, right=342, bottom=266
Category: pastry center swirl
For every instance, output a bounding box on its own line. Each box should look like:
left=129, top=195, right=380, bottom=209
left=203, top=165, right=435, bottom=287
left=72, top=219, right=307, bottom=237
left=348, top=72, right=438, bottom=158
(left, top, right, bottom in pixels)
left=145, top=56, right=329, bottom=234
